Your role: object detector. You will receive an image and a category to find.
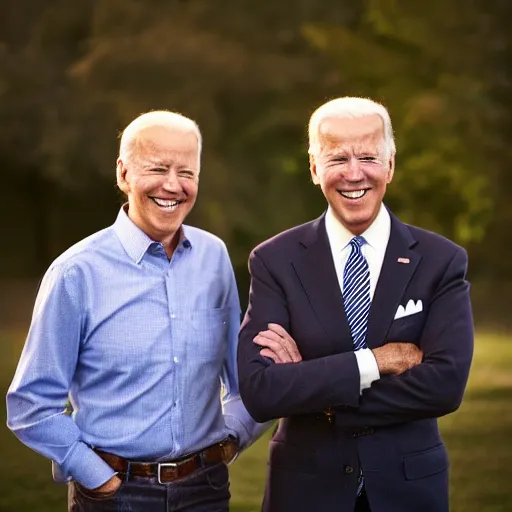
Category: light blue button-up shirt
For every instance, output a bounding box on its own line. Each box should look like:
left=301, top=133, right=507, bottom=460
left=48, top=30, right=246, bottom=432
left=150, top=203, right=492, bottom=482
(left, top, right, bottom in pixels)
left=7, top=207, right=267, bottom=489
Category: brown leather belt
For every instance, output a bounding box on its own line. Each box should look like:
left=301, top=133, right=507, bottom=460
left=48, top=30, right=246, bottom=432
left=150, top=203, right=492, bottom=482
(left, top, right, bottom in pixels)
left=94, top=436, right=237, bottom=484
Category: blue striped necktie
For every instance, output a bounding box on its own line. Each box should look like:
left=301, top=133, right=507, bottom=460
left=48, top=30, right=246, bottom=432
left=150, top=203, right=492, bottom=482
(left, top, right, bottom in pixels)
left=343, top=235, right=370, bottom=497
left=343, top=236, right=370, bottom=350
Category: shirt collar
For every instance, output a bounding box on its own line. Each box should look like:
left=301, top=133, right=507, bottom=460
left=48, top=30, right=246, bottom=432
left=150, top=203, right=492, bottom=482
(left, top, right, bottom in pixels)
left=325, top=203, right=391, bottom=254
left=113, top=205, right=192, bottom=264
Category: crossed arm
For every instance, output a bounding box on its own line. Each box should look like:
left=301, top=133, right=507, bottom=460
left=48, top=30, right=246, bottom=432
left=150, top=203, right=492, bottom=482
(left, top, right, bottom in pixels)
left=238, top=248, right=473, bottom=427
left=254, top=323, right=422, bottom=375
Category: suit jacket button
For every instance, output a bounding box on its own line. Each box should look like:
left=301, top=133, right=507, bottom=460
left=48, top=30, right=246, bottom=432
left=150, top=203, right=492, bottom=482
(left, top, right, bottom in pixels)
left=344, top=465, right=354, bottom=474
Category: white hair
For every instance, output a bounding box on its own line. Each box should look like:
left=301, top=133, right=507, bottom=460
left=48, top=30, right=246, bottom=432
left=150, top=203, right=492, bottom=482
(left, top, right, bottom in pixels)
left=119, top=110, right=202, bottom=167
left=308, top=97, right=396, bottom=157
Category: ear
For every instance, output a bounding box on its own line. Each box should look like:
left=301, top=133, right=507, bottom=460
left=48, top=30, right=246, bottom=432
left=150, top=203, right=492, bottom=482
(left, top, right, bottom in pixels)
left=386, top=153, right=395, bottom=184
left=116, top=158, right=130, bottom=194
left=309, top=154, right=321, bottom=185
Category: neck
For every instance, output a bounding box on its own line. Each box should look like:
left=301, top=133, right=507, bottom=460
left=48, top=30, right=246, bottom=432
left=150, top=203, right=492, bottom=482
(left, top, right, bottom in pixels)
left=160, top=230, right=181, bottom=260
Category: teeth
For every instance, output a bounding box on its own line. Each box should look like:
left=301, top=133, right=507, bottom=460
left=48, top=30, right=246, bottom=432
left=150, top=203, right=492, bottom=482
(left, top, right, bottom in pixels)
left=341, top=190, right=366, bottom=199
left=152, top=198, right=179, bottom=209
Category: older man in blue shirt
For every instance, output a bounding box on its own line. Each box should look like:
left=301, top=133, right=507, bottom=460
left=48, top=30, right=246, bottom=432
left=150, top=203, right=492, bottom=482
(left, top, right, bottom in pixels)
left=7, top=111, right=268, bottom=511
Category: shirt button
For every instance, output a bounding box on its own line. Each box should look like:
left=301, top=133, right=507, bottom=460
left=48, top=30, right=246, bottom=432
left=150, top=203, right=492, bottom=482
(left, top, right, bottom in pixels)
left=173, top=356, right=179, bottom=363
left=170, top=314, right=176, bottom=319
left=344, top=465, right=354, bottom=474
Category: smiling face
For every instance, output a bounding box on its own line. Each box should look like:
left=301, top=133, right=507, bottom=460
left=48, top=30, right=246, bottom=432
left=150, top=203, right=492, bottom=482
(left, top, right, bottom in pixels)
left=116, top=124, right=199, bottom=250
left=310, top=114, right=394, bottom=235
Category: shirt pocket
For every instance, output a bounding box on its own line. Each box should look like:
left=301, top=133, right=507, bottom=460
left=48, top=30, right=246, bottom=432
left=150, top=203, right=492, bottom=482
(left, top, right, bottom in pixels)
left=189, top=307, right=230, bottom=363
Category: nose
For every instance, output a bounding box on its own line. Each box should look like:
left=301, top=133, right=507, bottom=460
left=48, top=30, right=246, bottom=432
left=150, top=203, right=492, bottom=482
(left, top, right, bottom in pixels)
left=162, top=170, right=182, bottom=192
left=344, top=157, right=364, bottom=182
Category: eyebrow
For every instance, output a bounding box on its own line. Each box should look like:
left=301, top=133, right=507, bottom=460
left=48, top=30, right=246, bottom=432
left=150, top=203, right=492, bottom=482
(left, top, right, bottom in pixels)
left=139, top=159, right=169, bottom=168
left=355, top=151, right=380, bottom=157
left=323, top=147, right=382, bottom=157
left=141, top=162, right=199, bottom=174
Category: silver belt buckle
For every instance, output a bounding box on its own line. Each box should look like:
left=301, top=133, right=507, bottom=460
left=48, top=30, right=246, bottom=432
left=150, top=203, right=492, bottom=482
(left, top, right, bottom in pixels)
left=157, top=462, right=178, bottom=484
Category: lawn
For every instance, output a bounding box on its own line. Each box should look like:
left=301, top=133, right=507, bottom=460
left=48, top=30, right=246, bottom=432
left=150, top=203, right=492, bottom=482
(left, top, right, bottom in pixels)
left=1, top=330, right=511, bottom=512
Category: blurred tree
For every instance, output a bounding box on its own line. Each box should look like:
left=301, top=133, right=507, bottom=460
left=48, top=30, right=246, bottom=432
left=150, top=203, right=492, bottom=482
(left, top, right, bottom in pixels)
left=0, top=0, right=511, bottom=310
left=0, top=0, right=97, bottom=271
left=302, top=0, right=498, bottom=245
left=56, top=0, right=362, bottom=283
left=464, top=0, right=512, bottom=281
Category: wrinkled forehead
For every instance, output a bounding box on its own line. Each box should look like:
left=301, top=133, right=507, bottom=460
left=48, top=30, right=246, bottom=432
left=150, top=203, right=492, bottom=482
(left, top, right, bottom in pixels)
left=318, top=114, right=385, bottom=154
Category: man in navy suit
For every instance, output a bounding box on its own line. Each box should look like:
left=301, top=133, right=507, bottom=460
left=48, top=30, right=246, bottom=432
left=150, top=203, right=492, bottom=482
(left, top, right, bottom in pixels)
left=237, top=97, right=474, bottom=511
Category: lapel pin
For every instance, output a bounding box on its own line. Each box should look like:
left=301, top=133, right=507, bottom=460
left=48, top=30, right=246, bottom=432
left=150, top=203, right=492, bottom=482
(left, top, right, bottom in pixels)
left=397, top=257, right=410, bottom=264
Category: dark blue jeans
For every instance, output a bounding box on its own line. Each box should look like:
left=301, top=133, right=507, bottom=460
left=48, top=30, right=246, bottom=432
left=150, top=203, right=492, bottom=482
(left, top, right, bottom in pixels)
left=68, top=462, right=230, bottom=512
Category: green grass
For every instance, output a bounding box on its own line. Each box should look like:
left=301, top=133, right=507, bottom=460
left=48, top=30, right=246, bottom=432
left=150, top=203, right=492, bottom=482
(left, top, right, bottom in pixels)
left=1, top=330, right=511, bottom=512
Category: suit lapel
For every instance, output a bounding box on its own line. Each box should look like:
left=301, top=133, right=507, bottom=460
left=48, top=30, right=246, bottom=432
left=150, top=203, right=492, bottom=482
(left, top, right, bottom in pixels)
left=291, top=215, right=354, bottom=354
left=366, top=214, right=421, bottom=349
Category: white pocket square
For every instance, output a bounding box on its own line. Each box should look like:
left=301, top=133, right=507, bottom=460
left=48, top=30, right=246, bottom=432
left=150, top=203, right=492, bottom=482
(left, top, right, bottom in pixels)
left=394, top=299, right=423, bottom=320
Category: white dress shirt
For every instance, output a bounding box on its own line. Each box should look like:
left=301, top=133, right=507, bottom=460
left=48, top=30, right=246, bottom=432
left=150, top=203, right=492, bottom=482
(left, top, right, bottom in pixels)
left=324, top=203, right=391, bottom=393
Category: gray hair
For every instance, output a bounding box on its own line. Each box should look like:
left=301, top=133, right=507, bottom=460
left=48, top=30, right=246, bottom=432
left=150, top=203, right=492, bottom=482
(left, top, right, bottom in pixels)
left=119, top=110, right=202, bottom=168
left=308, top=97, right=396, bottom=158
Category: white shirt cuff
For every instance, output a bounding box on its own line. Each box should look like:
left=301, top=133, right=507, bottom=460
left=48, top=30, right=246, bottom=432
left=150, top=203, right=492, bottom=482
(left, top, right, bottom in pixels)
left=354, top=348, right=380, bottom=394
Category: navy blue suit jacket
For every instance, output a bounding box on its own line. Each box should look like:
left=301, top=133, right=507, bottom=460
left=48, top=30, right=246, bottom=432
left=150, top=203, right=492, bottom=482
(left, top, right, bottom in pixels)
left=238, top=210, right=474, bottom=512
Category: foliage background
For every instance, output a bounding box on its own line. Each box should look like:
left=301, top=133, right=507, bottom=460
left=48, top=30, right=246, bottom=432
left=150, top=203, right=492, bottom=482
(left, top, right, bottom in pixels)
left=1, top=0, right=511, bottom=317
left=1, top=1, right=511, bottom=510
